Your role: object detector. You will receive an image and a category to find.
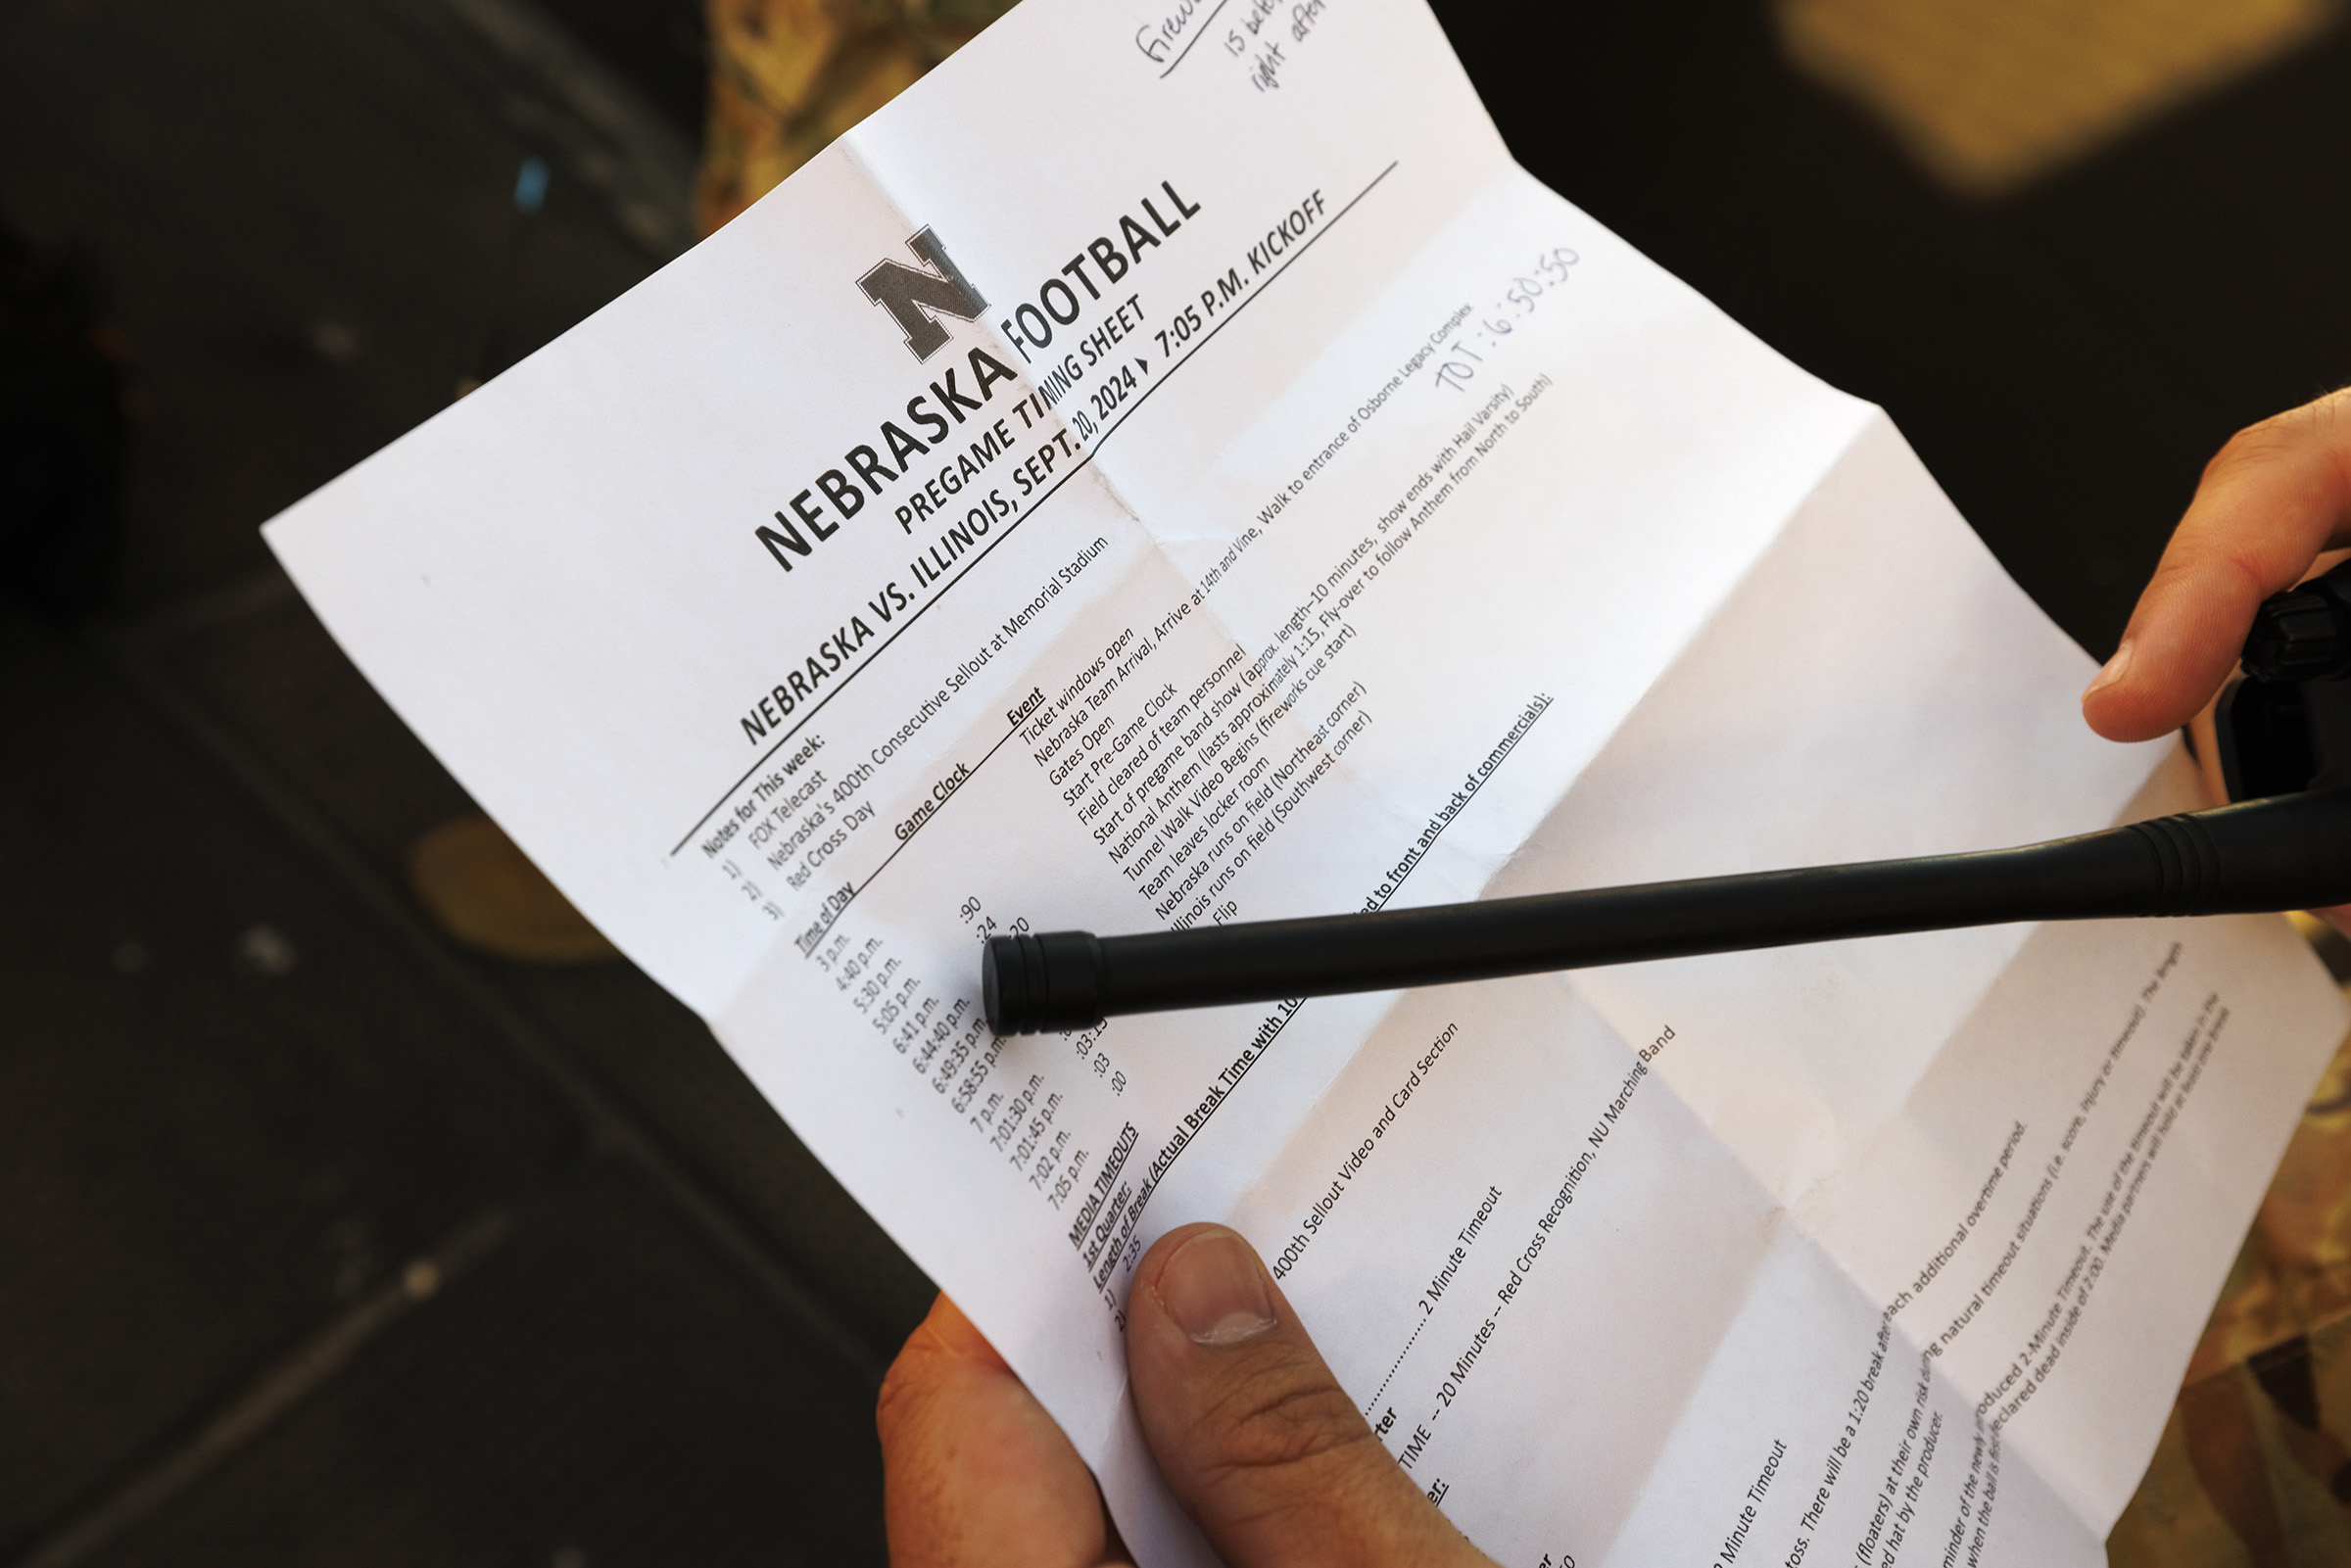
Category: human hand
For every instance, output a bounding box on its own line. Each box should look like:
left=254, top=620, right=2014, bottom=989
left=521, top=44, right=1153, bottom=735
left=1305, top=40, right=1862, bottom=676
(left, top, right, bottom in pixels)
left=2081, top=388, right=2351, bottom=746
left=2080, top=389, right=2350, bottom=931
left=878, top=1222, right=1499, bottom=1567
left=878, top=1286, right=1126, bottom=1566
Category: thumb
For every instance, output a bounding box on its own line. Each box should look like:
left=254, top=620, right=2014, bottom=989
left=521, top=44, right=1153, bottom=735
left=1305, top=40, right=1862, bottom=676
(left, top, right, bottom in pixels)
left=1124, top=1223, right=1495, bottom=1568
left=2082, top=388, right=2351, bottom=742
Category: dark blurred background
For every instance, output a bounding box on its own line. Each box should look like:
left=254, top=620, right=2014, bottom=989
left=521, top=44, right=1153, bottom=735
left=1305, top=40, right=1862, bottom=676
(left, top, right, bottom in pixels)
left=1, top=0, right=2346, bottom=1562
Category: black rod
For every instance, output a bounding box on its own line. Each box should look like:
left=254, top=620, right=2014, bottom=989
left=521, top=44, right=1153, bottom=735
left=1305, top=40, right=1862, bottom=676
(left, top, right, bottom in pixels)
left=982, top=789, right=2351, bottom=1033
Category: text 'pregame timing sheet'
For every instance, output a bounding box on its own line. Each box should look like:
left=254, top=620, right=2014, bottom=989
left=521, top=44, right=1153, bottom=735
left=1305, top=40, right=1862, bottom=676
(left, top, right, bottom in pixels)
left=264, top=0, right=2349, bottom=1560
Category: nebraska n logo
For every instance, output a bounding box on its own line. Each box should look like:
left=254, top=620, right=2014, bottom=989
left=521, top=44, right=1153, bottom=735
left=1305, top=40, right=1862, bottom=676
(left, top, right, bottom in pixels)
left=859, top=227, right=988, bottom=362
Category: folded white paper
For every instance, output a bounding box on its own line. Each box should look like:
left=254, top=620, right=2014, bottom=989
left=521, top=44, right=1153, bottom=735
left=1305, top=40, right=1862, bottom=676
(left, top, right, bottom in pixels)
left=264, top=0, right=2348, bottom=1558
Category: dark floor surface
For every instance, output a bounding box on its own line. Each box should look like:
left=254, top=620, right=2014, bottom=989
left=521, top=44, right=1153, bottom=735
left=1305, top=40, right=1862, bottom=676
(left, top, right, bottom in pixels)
left=2, top=0, right=2346, bottom=1562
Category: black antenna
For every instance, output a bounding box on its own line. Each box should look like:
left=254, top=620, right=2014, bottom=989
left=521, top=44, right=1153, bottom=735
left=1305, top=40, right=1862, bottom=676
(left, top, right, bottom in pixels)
left=984, top=564, right=2351, bottom=1036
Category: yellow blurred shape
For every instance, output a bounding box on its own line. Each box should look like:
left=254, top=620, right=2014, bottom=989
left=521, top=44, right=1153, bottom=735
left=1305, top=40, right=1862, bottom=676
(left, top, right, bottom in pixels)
left=407, top=814, right=621, bottom=964
left=698, top=0, right=1017, bottom=233
left=1777, top=0, right=2341, bottom=196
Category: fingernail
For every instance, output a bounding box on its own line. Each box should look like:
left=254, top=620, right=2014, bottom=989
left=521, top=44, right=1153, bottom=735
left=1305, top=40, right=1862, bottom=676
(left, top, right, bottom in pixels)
left=1157, top=1228, right=1276, bottom=1346
left=2084, top=640, right=2135, bottom=699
